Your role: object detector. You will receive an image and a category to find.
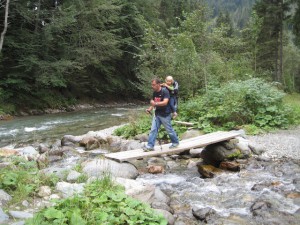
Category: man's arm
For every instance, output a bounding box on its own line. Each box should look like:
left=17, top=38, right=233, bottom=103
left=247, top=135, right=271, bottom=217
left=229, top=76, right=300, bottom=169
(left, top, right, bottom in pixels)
left=162, top=83, right=174, bottom=91
left=150, top=98, right=169, bottom=107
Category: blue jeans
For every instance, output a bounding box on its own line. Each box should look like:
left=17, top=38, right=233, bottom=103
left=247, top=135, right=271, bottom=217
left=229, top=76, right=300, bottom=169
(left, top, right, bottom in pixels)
left=169, top=96, right=177, bottom=113
left=147, top=114, right=179, bottom=148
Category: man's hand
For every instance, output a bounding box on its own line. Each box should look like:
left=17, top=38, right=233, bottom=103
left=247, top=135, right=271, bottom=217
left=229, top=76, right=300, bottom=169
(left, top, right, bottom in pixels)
left=145, top=109, right=152, bottom=115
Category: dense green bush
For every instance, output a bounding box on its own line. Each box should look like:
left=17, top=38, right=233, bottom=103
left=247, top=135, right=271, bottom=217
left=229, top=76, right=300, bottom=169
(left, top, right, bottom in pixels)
left=26, top=178, right=167, bottom=225
left=180, top=78, right=290, bottom=132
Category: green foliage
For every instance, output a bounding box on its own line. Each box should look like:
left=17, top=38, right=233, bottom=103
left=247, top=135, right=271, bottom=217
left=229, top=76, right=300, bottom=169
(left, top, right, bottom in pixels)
left=283, top=93, right=300, bottom=125
left=226, top=150, right=242, bottom=160
left=26, top=178, right=167, bottom=225
left=0, top=156, right=59, bottom=204
left=242, top=124, right=264, bottom=135
left=114, top=114, right=152, bottom=138
left=114, top=111, right=188, bottom=140
left=179, top=78, right=291, bottom=132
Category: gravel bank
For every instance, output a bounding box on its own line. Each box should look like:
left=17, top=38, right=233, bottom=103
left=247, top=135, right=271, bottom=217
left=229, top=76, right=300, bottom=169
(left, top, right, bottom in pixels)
left=246, top=126, right=300, bottom=160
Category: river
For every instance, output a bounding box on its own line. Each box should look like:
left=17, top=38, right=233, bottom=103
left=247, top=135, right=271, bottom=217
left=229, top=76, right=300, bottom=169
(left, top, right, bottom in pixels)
left=0, top=105, right=144, bottom=148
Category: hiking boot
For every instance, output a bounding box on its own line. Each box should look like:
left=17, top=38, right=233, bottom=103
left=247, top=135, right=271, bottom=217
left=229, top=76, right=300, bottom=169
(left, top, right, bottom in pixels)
left=143, top=145, right=154, bottom=152
left=169, top=143, right=179, bottom=149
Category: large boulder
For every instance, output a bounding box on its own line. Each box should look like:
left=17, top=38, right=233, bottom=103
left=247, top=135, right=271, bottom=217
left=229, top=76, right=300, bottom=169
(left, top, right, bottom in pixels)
left=115, top=178, right=156, bottom=204
left=82, top=159, right=139, bottom=179
left=200, top=141, right=242, bottom=167
left=61, top=135, right=82, bottom=146
left=55, top=182, right=85, bottom=198
left=79, top=136, right=100, bottom=150
left=0, top=190, right=12, bottom=206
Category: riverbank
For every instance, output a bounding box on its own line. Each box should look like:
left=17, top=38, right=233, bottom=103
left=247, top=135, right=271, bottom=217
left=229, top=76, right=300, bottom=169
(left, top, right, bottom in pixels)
left=246, top=125, right=300, bottom=160
left=0, top=100, right=146, bottom=120
left=1, top=124, right=300, bottom=224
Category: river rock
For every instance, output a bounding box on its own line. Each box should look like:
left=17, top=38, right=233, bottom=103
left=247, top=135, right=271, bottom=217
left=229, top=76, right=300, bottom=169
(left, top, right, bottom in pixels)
left=154, top=209, right=175, bottom=225
left=38, top=186, right=52, bottom=198
left=55, top=182, right=85, bottom=198
left=189, top=148, right=203, bottom=157
left=40, top=166, right=71, bottom=179
left=250, top=200, right=273, bottom=217
left=67, top=170, right=81, bottom=183
left=0, top=189, right=12, bottom=206
left=115, top=178, right=156, bottom=204
left=61, top=135, right=82, bottom=146
left=248, top=142, right=266, bottom=155
left=192, top=206, right=220, bottom=223
left=219, top=161, right=240, bottom=171
left=196, top=163, right=223, bottom=178
left=82, top=159, right=138, bottom=179
left=121, top=140, right=143, bottom=151
left=154, top=188, right=170, bottom=204
left=0, top=148, right=19, bottom=157
left=0, top=207, right=9, bottom=223
left=36, top=152, right=49, bottom=169
left=181, top=129, right=203, bottom=140
left=200, top=142, right=241, bottom=167
left=9, top=211, right=33, bottom=219
left=18, top=146, right=39, bottom=159
left=79, top=136, right=100, bottom=150
left=134, top=134, right=148, bottom=142
left=38, top=143, right=49, bottom=154
left=147, top=165, right=165, bottom=174
left=152, top=201, right=173, bottom=213
left=11, top=221, right=26, bottom=225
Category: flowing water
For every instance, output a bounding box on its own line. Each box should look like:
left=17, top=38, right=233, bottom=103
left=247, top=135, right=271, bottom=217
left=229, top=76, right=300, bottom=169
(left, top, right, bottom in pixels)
left=137, top=158, right=300, bottom=224
left=0, top=106, right=144, bottom=147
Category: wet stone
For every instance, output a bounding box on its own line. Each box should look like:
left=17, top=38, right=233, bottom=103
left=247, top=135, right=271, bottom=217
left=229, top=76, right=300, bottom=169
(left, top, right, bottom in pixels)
left=9, top=211, right=33, bottom=219
left=192, top=207, right=220, bottom=222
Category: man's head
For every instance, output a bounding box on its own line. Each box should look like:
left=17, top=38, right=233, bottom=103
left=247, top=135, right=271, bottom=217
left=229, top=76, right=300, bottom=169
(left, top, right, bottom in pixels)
left=151, top=78, right=162, bottom=92
left=165, top=76, right=174, bottom=86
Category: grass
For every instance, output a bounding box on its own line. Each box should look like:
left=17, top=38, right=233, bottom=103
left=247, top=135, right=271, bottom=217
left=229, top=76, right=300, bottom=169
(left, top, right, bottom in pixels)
left=283, top=92, right=300, bottom=125
left=0, top=156, right=59, bottom=205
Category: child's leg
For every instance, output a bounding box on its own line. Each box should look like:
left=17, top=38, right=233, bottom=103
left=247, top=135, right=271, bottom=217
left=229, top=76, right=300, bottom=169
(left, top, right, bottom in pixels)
left=169, top=96, right=177, bottom=118
left=169, top=96, right=176, bottom=113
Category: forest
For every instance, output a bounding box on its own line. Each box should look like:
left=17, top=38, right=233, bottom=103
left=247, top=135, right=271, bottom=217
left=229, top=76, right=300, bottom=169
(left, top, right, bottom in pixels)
left=0, top=0, right=300, bottom=114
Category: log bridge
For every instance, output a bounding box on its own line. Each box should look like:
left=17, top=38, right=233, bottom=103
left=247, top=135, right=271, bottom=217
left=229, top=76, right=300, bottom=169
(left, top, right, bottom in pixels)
left=104, top=131, right=241, bottom=162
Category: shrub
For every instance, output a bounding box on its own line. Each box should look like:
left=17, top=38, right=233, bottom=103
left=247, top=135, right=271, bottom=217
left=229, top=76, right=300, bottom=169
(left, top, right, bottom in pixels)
left=180, top=78, right=291, bottom=132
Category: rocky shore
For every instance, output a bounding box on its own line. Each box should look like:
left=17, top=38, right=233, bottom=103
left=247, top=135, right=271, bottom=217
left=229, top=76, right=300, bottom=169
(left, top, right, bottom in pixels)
left=1, top=126, right=300, bottom=224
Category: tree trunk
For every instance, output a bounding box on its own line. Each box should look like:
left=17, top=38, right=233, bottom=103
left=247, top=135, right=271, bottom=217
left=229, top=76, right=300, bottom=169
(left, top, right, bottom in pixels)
left=0, top=0, right=10, bottom=52
left=279, top=0, right=284, bottom=85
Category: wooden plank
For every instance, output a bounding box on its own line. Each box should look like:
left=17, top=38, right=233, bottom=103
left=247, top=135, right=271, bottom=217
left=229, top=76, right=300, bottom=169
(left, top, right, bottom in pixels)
left=105, top=131, right=240, bottom=162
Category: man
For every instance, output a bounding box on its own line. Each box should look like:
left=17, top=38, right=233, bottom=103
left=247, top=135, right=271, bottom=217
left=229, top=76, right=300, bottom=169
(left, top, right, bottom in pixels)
left=143, top=78, right=180, bottom=152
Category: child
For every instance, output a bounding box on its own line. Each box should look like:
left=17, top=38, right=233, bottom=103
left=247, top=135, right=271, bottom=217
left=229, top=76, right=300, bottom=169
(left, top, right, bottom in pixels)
left=162, top=76, right=179, bottom=118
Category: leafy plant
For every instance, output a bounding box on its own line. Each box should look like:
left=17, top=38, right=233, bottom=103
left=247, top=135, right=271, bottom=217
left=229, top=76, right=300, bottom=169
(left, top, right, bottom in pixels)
left=26, top=178, right=167, bottom=225
left=0, top=156, right=59, bottom=204
left=180, top=78, right=291, bottom=132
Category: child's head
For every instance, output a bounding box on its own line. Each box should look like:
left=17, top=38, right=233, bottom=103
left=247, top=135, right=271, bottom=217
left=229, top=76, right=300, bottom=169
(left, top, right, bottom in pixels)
left=165, top=76, right=174, bottom=86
